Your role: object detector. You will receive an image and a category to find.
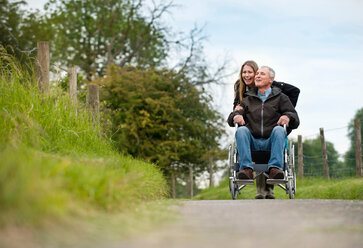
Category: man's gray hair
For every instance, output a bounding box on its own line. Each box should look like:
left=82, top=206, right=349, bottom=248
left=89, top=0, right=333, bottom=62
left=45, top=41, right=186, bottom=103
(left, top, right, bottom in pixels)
left=260, top=66, right=275, bottom=78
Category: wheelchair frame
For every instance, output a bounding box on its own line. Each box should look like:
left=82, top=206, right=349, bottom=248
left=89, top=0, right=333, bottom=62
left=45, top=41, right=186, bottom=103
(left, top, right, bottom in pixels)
left=228, top=125, right=296, bottom=200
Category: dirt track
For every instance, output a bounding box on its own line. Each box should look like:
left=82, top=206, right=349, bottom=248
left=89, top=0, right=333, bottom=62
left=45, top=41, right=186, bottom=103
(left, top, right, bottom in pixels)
left=117, top=199, right=363, bottom=248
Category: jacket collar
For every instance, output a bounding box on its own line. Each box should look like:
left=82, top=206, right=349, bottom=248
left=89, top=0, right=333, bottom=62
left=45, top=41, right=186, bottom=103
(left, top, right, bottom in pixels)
left=246, top=86, right=282, bottom=98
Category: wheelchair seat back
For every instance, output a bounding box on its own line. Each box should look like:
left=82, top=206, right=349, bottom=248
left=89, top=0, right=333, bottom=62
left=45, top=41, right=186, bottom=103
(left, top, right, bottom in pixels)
left=251, top=151, right=270, bottom=173
left=251, top=151, right=270, bottom=164
left=233, top=150, right=272, bottom=173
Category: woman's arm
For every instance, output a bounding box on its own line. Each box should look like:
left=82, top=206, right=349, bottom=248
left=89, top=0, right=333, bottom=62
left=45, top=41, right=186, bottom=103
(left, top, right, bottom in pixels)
left=272, top=81, right=300, bottom=107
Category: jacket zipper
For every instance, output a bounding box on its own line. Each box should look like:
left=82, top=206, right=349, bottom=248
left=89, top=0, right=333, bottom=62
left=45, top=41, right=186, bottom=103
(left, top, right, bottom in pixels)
left=261, top=102, right=264, bottom=137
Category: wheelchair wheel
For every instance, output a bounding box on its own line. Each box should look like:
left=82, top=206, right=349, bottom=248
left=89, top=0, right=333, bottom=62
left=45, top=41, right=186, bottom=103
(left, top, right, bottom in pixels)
left=228, top=144, right=237, bottom=200
left=290, top=143, right=297, bottom=195
left=288, top=179, right=294, bottom=199
left=287, top=142, right=296, bottom=199
left=229, top=179, right=237, bottom=200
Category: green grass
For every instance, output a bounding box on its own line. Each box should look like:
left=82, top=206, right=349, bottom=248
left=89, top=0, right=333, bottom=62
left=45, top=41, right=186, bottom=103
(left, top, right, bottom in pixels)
left=195, top=176, right=363, bottom=200
left=0, top=48, right=171, bottom=247
left=0, top=54, right=113, bottom=156
left=295, top=177, right=363, bottom=200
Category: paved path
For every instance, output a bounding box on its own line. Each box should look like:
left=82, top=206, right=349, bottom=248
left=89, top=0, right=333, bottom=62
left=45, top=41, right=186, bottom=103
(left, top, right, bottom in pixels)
left=118, top=199, right=363, bottom=248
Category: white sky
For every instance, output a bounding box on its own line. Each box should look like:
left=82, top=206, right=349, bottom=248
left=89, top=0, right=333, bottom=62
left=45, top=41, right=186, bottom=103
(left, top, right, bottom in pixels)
left=25, top=0, right=363, bottom=157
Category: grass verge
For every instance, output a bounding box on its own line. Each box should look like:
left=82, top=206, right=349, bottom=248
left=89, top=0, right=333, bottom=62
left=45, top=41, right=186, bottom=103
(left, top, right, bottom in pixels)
left=195, top=176, right=363, bottom=200
left=0, top=47, right=172, bottom=247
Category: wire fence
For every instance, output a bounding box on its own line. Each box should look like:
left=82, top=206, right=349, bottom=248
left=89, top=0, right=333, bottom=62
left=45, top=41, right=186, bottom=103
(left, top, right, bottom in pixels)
left=295, top=153, right=361, bottom=178
left=293, top=121, right=362, bottom=178
left=299, top=167, right=356, bottom=178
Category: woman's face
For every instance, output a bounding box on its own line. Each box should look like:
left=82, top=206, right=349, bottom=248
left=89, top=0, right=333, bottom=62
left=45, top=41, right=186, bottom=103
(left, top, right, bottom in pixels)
left=241, top=64, right=255, bottom=87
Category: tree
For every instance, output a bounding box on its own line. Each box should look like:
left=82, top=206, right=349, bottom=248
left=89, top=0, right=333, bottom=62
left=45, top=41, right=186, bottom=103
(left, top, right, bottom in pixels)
left=345, top=107, right=363, bottom=173
left=0, top=0, right=27, bottom=57
left=0, top=0, right=52, bottom=61
left=44, top=0, right=172, bottom=79
left=95, top=65, right=225, bottom=177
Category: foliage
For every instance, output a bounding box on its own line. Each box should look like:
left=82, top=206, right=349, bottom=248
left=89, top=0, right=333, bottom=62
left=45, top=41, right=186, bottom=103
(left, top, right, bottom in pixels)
left=344, top=107, right=363, bottom=171
left=95, top=65, right=225, bottom=176
left=43, top=0, right=171, bottom=79
left=0, top=0, right=25, bottom=53
left=2, top=0, right=231, bottom=87
left=174, top=177, right=201, bottom=199
left=0, top=0, right=52, bottom=61
left=195, top=176, right=363, bottom=200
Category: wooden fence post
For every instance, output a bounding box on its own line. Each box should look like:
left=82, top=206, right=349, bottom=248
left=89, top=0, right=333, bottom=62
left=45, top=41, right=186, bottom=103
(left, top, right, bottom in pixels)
left=36, top=41, right=49, bottom=93
left=87, top=84, right=99, bottom=125
left=298, top=135, right=304, bottom=179
left=171, top=171, right=176, bottom=199
left=319, top=128, right=330, bottom=179
left=189, top=165, right=193, bottom=198
left=68, top=67, right=77, bottom=109
left=209, top=156, right=214, bottom=187
left=354, top=119, right=362, bottom=177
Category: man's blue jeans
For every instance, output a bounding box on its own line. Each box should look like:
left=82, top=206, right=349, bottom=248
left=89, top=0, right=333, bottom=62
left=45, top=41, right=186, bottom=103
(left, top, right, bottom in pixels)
left=235, top=126, right=286, bottom=170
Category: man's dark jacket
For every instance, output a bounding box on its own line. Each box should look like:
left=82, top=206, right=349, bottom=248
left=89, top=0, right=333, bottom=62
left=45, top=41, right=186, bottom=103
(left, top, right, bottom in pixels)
left=228, top=87, right=300, bottom=138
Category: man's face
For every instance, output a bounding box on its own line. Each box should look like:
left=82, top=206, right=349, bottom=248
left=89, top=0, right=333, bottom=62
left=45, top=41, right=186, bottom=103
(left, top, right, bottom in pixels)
left=255, top=67, right=274, bottom=88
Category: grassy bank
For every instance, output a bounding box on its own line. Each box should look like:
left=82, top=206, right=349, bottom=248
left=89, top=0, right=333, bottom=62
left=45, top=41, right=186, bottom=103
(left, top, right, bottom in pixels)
left=195, top=176, right=363, bottom=200
left=0, top=49, right=169, bottom=247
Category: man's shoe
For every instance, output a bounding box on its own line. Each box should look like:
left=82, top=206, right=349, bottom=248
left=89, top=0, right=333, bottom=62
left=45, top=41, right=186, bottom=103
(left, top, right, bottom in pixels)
left=269, top=167, right=284, bottom=179
left=237, top=168, right=253, bottom=179
left=255, top=194, right=265, bottom=199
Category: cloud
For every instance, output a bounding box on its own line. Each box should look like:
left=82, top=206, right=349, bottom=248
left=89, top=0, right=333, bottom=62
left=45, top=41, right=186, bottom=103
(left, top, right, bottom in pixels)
left=218, top=0, right=363, bottom=25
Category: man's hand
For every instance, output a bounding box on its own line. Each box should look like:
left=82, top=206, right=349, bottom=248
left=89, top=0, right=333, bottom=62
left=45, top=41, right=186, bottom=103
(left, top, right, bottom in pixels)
left=233, top=115, right=245, bottom=126
left=277, top=115, right=290, bottom=126
left=234, top=105, right=243, bottom=111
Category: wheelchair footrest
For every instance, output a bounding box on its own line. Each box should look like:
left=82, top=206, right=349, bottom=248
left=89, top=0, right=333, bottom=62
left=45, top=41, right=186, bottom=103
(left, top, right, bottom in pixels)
left=266, top=179, right=288, bottom=184
left=234, top=179, right=254, bottom=185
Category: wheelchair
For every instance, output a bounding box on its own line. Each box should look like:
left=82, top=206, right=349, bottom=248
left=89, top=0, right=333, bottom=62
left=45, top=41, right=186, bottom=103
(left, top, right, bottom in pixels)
left=228, top=124, right=296, bottom=199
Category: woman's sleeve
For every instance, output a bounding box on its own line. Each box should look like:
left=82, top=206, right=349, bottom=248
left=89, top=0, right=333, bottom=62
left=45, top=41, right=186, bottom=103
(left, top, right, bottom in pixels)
left=272, top=81, right=300, bottom=107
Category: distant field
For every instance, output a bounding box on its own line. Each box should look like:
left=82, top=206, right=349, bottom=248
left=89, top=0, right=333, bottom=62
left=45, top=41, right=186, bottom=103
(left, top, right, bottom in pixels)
left=194, top=177, right=363, bottom=200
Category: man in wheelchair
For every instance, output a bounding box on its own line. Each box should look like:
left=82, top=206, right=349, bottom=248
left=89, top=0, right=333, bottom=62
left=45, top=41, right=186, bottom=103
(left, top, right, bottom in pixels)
left=227, top=66, right=299, bottom=182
